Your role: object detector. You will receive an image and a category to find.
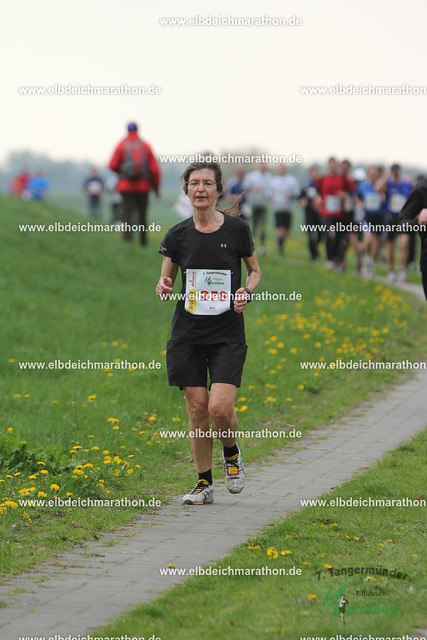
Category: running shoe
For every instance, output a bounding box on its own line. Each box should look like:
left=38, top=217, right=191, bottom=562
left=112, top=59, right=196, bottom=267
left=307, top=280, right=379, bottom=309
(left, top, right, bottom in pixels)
left=182, top=479, right=214, bottom=505
left=397, top=270, right=408, bottom=283
left=223, top=445, right=246, bottom=494
left=386, top=271, right=397, bottom=283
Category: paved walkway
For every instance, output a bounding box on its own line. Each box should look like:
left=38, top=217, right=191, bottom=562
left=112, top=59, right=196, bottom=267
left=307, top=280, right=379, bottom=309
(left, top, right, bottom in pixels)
left=0, top=280, right=425, bottom=639
left=0, top=367, right=426, bottom=637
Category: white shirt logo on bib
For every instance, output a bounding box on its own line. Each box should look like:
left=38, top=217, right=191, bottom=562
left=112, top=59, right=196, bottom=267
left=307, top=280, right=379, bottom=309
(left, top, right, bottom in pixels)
left=325, top=195, right=341, bottom=214
left=389, top=193, right=407, bottom=214
left=185, top=269, right=231, bottom=315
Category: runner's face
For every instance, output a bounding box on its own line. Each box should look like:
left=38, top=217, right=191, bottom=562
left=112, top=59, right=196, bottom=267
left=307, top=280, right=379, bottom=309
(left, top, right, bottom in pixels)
left=368, top=167, right=377, bottom=182
left=187, top=169, right=219, bottom=209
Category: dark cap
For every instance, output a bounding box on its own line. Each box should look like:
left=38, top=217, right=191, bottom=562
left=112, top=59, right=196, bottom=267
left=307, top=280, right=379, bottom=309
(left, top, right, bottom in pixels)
left=391, top=163, right=400, bottom=171
left=127, top=122, right=138, bottom=132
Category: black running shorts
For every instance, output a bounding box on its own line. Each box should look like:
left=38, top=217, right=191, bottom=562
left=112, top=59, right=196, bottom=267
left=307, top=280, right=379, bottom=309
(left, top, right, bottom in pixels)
left=275, top=211, right=292, bottom=230
left=166, top=340, right=248, bottom=389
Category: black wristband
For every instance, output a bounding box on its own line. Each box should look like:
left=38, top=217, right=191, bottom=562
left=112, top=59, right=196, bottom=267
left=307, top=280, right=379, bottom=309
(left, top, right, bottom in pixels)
left=244, top=287, right=254, bottom=303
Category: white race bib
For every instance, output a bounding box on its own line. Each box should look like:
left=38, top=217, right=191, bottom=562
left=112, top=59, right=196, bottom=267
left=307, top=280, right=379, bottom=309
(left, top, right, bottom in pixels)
left=273, top=192, right=291, bottom=209
left=365, top=192, right=382, bottom=211
left=185, top=269, right=231, bottom=315
left=389, top=193, right=407, bottom=214
left=87, top=181, right=102, bottom=196
left=344, top=194, right=353, bottom=212
left=325, top=195, right=341, bottom=214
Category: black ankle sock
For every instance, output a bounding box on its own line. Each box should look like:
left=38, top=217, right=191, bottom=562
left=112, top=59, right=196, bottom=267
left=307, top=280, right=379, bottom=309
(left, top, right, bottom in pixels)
left=223, top=444, right=239, bottom=460
left=198, top=469, right=212, bottom=485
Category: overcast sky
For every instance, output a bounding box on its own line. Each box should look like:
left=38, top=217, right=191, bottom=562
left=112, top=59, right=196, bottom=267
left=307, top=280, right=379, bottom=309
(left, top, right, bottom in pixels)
left=2, top=0, right=427, bottom=171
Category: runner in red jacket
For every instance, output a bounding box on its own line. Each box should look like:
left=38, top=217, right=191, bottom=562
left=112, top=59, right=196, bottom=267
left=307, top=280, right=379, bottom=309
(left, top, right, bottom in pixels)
left=316, top=157, right=355, bottom=267
left=109, top=122, right=161, bottom=245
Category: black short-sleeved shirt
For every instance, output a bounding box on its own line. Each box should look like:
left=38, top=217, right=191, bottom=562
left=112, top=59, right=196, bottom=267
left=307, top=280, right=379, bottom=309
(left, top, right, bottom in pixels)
left=159, top=213, right=254, bottom=344
left=398, top=179, right=427, bottom=271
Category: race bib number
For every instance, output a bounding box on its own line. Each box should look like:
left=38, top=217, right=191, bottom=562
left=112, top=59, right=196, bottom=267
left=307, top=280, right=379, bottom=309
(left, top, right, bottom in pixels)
left=365, top=192, right=382, bottom=211
left=87, top=181, right=102, bottom=196
left=306, top=186, right=317, bottom=200
left=389, top=193, right=407, bottom=214
left=273, top=192, right=291, bottom=209
left=185, top=269, right=231, bottom=315
left=344, top=194, right=353, bottom=212
left=325, top=195, right=341, bottom=214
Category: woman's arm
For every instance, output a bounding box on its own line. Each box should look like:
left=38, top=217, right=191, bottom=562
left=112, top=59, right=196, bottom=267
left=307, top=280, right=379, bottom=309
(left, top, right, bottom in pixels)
left=233, top=251, right=261, bottom=313
left=156, top=256, right=178, bottom=300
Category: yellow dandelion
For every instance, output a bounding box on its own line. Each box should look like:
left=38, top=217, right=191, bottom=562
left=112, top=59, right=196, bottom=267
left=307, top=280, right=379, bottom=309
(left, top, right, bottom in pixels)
left=38, top=491, right=47, bottom=498
left=266, top=396, right=276, bottom=402
left=50, top=484, right=59, bottom=491
left=307, top=594, right=317, bottom=600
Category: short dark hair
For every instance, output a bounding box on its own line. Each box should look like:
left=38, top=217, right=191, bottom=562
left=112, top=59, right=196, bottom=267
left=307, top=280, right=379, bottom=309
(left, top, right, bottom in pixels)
left=181, top=161, right=223, bottom=195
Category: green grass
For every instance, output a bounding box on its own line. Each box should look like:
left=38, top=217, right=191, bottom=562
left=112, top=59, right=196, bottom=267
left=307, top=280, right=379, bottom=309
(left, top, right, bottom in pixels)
left=1, top=193, right=426, bottom=580
left=96, top=430, right=427, bottom=639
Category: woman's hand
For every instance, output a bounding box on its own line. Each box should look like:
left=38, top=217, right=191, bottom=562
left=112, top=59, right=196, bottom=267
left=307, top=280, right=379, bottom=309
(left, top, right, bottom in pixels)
left=156, top=276, right=173, bottom=300
left=233, top=287, right=249, bottom=313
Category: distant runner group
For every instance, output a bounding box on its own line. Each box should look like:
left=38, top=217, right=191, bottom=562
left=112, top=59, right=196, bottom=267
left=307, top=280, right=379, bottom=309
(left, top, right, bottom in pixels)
left=219, top=157, right=424, bottom=285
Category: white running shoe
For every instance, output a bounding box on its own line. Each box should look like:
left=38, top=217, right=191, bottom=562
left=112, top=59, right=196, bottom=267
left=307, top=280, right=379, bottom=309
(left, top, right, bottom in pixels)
left=182, top=480, right=214, bottom=505
left=223, top=445, right=246, bottom=494
left=397, top=270, right=408, bottom=283
left=386, top=271, right=397, bottom=283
